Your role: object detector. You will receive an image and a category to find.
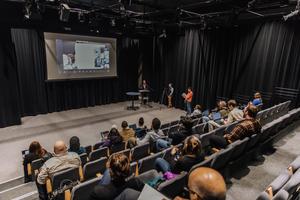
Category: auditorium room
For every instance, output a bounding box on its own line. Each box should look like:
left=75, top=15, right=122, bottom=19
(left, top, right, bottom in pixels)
left=0, top=0, right=300, bottom=200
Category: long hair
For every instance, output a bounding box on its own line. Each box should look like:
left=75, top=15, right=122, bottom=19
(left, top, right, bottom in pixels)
left=182, top=136, right=202, bottom=157
left=109, top=153, right=130, bottom=183
left=29, top=141, right=43, bottom=157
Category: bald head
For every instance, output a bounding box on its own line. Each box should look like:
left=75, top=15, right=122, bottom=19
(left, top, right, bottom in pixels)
left=54, top=140, right=67, bottom=155
left=188, top=167, right=226, bottom=200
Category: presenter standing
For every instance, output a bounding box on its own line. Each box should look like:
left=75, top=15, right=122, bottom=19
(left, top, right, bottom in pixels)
left=182, top=87, right=193, bottom=115
left=167, top=83, right=174, bottom=108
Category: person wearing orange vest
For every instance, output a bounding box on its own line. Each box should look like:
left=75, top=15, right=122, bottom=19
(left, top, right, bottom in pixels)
left=184, top=87, right=193, bottom=115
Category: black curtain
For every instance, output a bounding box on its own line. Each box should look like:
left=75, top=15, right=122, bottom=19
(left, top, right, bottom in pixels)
left=0, top=28, right=21, bottom=127
left=151, top=21, right=300, bottom=110
left=0, top=29, right=151, bottom=127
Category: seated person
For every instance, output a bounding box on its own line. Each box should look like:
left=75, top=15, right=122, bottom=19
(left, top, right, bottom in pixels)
left=209, top=105, right=262, bottom=149
left=135, top=117, right=147, bottom=138
left=191, top=105, right=202, bottom=117
left=174, top=167, right=226, bottom=200
left=90, top=154, right=144, bottom=200
left=204, top=101, right=229, bottom=131
left=119, top=121, right=137, bottom=148
left=36, top=140, right=81, bottom=200
left=224, top=99, right=244, bottom=124
left=101, top=127, right=123, bottom=148
left=155, top=136, right=204, bottom=174
left=252, top=92, right=263, bottom=107
left=68, top=136, right=86, bottom=155
left=137, top=118, right=165, bottom=146
left=23, top=141, right=52, bottom=183
left=169, top=117, right=194, bottom=145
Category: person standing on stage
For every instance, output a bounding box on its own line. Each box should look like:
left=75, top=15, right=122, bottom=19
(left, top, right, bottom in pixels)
left=184, top=87, right=193, bottom=115
left=141, top=80, right=149, bottom=90
left=167, top=83, right=174, bottom=108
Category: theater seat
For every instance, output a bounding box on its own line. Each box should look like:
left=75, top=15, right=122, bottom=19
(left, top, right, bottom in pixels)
left=267, top=170, right=291, bottom=197
left=189, top=157, right=213, bottom=174
left=110, top=149, right=131, bottom=160
left=83, top=157, right=107, bottom=180
left=79, top=153, right=88, bottom=167
left=283, top=169, right=300, bottom=194
left=110, top=142, right=126, bottom=155
left=257, top=191, right=271, bottom=200
left=157, top=172, right=187, bottom=199
left=89, top=147, right=108, bottom=161
left=288, top=156, right=300, bottom=173
left=138, top=152, right=164, bottom=174
left=93, top=142, right=103, bottom=151
left=47, top=167, right=80, bottom=198
left=71, top=177, right=102, bottom=200
left=160, top=123, right=170, bottom=129
left=193, top=123, right=207, bottom=135
left=228, top=137, right=249, bottom=161
left=273, top=189, right=289, bottom=200
left=137, top=169, right=160, bottom=183
left=84, top=145, right=92, bottom=157
left=210, top=146, right=234, bottom=170
left=130, top=143, right=150, bottom=162
left=31, top=158, right=44, bottom=179
left=199, top=129, right=217, bottom=148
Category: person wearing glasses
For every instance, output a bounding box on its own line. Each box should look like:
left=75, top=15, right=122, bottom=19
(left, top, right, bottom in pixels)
left=174, top=167, right=226, bottom=200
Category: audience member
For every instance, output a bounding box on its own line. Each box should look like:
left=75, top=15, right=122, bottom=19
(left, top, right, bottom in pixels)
left=90, top=154, right=144, bottom=200
left=68, top=136, right=86, bottom=155
left=169, top=117, right=194, bottom=145
left=155, top=136, right=204, bottom=174
left=174, top=167, right=226, bottom=200
left=120, top=121, right=137, bottom=148
left=102, top=127, right=123, bottom=148
left=137, top=118, right=165, bottom=146
left=23, top=141, right=52, bottom=182
left=218, top=101, right=229, bottom=119
left=191, top=105, right=202, bottom=117
left=252, top=92, right=263, bottom=107
left=135, top=117, right=147, bottom=138
left=225, top=100, right=244, bottom=124
left=209, top=104, right=261, bottom=149
left=36, top=140, right=81, bottom=200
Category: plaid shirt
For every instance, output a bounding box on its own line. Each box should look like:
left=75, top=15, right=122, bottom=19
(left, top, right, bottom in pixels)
left=226, top=118, right=261, bottom=143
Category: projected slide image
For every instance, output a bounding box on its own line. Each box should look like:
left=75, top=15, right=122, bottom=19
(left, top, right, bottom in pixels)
left=56, top=39, right=110, bottom=72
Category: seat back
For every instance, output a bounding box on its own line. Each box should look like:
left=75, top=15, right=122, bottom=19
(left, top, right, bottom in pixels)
left=51, top=167, right=80, bottom=192
left=225, top=121, right=239, bottom=134
left=189, top=158, right=213, bottom=175
left=215, top=126, right=226, bottom=136
left=93, top=142, right=103, bottom=151
left=269, top=171, right=291, bottom=195
left=110, top=142, right=126, bottom=154
left=79, top=153, right=88, bottom=167
left=130, top=162, right=137, bottom=176
left=228, top=137, right=249, bottom=160
left=161, top=123, right=170, bottom=130
left=162, top=147, right=173, bottom=163
left=71, top=177, right=101, bottom=200
left=273, top=189, right=289, bottom=200
left=129, top=124, right=137, bottom=130
left=168, top=125, right=180, bottom=135
left=83, top=157, right=107, bottom=180
left=139, top=152, right=164, bottom=174
left=193, top=123, right=207, bottom=135
left=31, top=158, right=44, bottom=178
left=157, top=172, right=187, bottom=199
left=211, top=146, right=234, bottom=170
left=110, top=149, right=131, bottom=160
left=131, top=143, right=150, bottom=162
left=100, top=131, right=109, bottom=140
left=89, top=147, right=108, bottom=161
left=199, top=130, right=216, bottom=147
left=170, top=120, right=179, bottom=126
left=84, top=145, right=92, bottom=157
left=162, top=127, right=169, bottom=135
left=246, top=134, right=261, bottom=151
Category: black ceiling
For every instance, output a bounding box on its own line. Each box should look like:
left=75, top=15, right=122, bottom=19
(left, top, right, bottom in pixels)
left=0, top=0, right=298, bottom=36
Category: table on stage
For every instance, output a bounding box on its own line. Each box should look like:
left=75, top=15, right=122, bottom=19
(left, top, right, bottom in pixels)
left=126, top=92, right=141, bottom=110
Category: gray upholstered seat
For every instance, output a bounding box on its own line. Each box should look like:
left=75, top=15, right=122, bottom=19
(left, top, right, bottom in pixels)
left=71, top=177, right=101, bottom=200
left=131, top=143, right=150, bottom=162
left=157, top=172, right=187, bottom=199
left=83, top=157, right=107, bottom=180
left=138, top=152, right=164, bottom=174
left=89, top=147, right=108, bottom=161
